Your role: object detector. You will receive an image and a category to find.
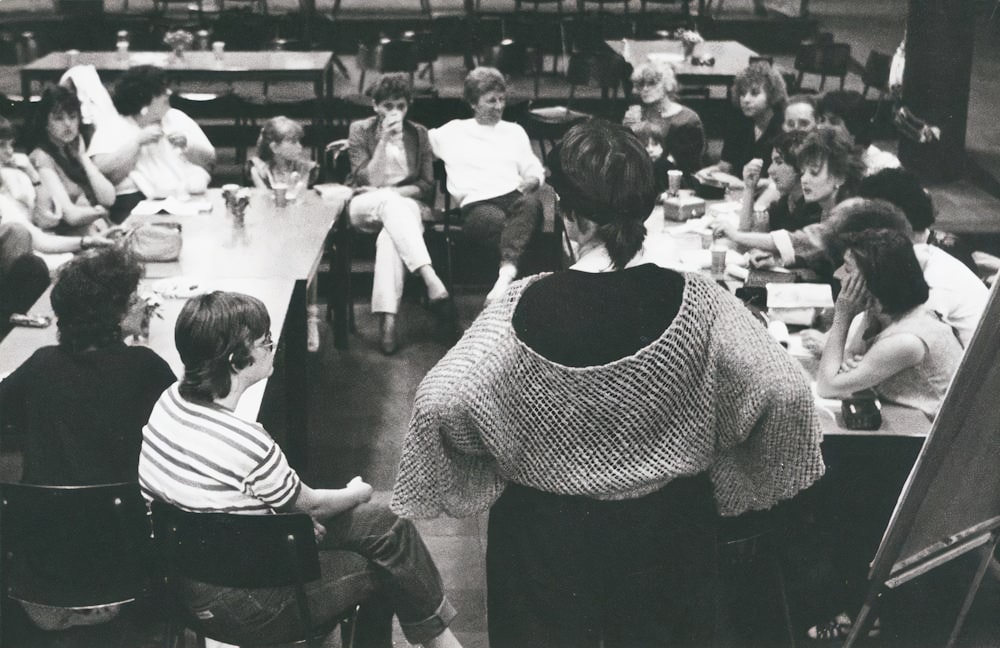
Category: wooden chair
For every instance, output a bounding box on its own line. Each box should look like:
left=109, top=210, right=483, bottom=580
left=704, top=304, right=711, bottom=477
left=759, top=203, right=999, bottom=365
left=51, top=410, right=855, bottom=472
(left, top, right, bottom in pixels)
left=150, top=500, right=361, bottom=648
left=861, top=50, right=893, bottom=123
left=794, top=40, right=852, bottom=92
left=511, top=0, right=571, bottom=74
left=169, top=91, right=258, bottom=164
left=356, top=38, right=418, bottom=94
left=0, top=482, right=154, bottom=644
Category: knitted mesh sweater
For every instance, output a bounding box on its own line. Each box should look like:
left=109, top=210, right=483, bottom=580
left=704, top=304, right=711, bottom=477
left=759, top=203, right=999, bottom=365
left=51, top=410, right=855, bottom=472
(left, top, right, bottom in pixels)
left=391, top=272, right=825, bottom=518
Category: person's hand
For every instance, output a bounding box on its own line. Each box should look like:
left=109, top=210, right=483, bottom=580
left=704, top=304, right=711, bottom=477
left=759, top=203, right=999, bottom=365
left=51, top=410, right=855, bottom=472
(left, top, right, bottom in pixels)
left=748, top=250, right=778, bottom=269
left=517, top=177, right=540, bottom=194
left=836, top=272, right=873, bottom=319
left=712, top=221, right=736, bottom=241
left=75, top=136, right=89, bottom=160
left=381, top=113, right=403, bottom=140
left=165, top=132, right=188, bottom=150
left=9, top=152, right=33, bottom=172
left=137, top=125, right=164, bottom=146
left=90, top=205, right=109, bottom=220
left=346, top=475, right=373, bottom=506
left=800, top=328, right=827, bottom=357
left=742, top=158, right=763, bottom=187
left=312, top=518, right=327, bottom=542
left=839, top=354, right=865, bottom=373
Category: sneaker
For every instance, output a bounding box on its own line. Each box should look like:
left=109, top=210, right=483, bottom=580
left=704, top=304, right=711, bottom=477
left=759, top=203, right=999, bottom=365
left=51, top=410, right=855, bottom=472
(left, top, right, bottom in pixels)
left=307, top=305, right=321, bottom=353
left=807, top=612, right=881, bottom=641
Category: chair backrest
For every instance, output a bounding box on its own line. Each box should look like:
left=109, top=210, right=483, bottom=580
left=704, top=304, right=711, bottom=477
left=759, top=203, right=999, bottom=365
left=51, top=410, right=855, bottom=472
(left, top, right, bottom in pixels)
left=0, top=482, right=153, bottom=609
left=861, top=50, right=892, bottom=93
left=150, top=500, right=321, bottom=590
left=376, top=39, right=418, bottom=73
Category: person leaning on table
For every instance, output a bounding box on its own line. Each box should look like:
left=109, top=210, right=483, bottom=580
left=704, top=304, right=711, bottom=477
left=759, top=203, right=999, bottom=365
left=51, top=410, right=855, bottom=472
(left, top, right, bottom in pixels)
left=138, top=291, right=463, bottom=648
left=88, top=65, right=216, bottom=224
left=428, top=66, right=545, bottom=305
left=393, top=119, right=825, bottom=648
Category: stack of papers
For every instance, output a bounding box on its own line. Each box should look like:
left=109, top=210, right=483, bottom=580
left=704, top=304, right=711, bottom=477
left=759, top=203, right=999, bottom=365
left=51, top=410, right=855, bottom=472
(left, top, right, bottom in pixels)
left=131, top=197, right=212, bottom=218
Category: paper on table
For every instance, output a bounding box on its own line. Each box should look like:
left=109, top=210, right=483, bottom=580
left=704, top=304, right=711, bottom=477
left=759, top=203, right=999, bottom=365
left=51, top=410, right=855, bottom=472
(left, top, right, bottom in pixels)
left=766, top=283, right=834, bottom=308
left=131, top=197, right=212, bottom=218
left=647, top=52, right=685, bottom=66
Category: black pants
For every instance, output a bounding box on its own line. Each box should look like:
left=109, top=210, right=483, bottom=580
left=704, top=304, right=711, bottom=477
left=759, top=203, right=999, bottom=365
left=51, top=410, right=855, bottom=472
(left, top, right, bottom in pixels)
left=487, top=476, right=718, bottom=648
left=0, top=223, right=50, bottom=334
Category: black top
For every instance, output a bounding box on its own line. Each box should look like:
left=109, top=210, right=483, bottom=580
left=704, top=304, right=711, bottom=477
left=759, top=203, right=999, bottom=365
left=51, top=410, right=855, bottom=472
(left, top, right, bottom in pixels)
left=768, top=195, right=822, bottom=232
left=512, top=264, right=687, bottom=367
left=0, top=343, right=175, bottom=486
left=720, top=109, right=785, bottom=175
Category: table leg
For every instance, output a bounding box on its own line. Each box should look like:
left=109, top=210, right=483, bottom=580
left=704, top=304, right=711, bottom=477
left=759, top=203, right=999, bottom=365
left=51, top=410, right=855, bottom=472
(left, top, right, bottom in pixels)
left=284, top=279, right=309, bottom=470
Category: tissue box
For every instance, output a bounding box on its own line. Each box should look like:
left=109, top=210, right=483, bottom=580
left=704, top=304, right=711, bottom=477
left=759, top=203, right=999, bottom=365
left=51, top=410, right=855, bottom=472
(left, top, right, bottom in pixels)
left=663, top=196, right=706, bottom=222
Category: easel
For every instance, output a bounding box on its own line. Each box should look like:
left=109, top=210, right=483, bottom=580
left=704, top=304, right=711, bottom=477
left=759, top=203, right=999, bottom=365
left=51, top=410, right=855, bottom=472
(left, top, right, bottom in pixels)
left=844, top=281, right=1000, bottom=648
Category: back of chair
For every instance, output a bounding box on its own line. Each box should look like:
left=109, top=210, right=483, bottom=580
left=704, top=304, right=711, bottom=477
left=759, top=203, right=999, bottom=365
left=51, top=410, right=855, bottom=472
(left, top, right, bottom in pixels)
left=0, top=482, right=153, bottom=609
left=150, top=500, right=321, bottom=590
left=862, top=50, right=892, bottom=94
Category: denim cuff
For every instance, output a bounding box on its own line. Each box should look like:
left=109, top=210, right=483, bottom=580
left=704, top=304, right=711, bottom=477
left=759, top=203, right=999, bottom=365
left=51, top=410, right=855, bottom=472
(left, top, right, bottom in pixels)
left=399, top=597, right=458, bottom=644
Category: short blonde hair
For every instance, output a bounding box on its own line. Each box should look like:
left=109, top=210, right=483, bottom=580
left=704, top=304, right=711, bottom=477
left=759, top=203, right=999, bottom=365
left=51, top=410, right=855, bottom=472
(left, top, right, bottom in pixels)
left=630, top=62, right=679, bottom=99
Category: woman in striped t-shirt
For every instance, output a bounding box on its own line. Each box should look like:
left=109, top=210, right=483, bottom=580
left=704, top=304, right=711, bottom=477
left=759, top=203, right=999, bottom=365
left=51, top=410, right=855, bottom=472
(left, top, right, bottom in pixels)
left=139, top=291, right=462, bottom=648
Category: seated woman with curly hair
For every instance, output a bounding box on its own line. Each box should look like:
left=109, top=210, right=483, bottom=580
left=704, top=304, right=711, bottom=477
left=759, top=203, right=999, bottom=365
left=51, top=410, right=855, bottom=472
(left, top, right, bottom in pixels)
left=0, top=246, right=175, bottom=631
left=697, top=61, right=788, bottom=186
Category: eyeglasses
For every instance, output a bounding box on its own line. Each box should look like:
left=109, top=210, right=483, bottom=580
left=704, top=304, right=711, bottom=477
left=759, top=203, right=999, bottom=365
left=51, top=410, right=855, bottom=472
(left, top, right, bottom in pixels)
left=257, top=332, right=275, bottom=354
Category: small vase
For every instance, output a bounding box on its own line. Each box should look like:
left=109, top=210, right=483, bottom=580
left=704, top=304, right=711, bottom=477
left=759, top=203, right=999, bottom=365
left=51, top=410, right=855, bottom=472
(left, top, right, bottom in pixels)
left=682, top=42, right=696, bottom=61
left=171, top=45, right=185, bottom=62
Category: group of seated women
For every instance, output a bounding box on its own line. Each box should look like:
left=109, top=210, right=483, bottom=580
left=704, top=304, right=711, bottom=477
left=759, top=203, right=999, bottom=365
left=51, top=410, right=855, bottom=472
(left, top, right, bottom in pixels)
left=0, top=50, right=991, bottom=648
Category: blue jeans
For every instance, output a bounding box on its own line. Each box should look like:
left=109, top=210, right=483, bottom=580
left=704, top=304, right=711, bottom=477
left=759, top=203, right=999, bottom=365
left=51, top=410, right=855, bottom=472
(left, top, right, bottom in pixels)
left=176, top=502, right=456, bottom=647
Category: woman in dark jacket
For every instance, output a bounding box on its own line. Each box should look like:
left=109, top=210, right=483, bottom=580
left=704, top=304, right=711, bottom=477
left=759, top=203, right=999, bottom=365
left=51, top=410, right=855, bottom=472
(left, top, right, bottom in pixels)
left=347, top=73, right=449, bottom=354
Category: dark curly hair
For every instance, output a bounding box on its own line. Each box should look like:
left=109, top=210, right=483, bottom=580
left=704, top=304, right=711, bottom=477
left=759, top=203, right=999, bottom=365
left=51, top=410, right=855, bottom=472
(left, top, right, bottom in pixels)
left=112, top=65, right=169, bottom=117
left=368, top=72, right=412, bottom=104
left=771, top=130, right=807, bottom=173
left=731, top=61, right=788, bottom=113
left=547, top=119, right=655, bottom=270
left=797, top=124, right=865, bottom=198
left=839, top=228, right=929, bottom=317
left=25, top=85, right=82, bottom=150
left=175, top=291, right=271, bottom=404
left=51, top=247, right=143, bottom=352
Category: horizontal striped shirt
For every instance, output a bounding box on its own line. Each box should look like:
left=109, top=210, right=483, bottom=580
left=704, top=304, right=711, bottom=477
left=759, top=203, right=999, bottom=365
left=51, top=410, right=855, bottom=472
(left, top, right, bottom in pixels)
left=139, top=384, right=301, bottom=514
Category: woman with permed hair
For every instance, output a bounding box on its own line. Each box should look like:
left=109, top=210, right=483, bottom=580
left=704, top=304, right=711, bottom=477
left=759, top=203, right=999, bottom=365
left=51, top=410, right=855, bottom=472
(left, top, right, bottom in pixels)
left=622, top=62, right=705, bottom=181
left=139, top=290, right=464, bottom=648
left=346, top=73, right=449, bottom=354
left=715, top=124, right=865, bottom=278
left=697, top=60, right=788, bottom=186
left=88, top=65, right=216, bottom=223
left=0, top=246, right=175, bottom=487
left=429, top=66, right=546, bottom=305
left=393, top=119, right=824, bottom=648
left=26, top=85, right=115, bottom=234
left=247, top=115, right=317, bottom=193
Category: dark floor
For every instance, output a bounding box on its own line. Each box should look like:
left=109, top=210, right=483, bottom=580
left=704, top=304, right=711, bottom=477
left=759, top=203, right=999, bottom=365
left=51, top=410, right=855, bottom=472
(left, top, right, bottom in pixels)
left=4, top=1, right=1000, bottom=647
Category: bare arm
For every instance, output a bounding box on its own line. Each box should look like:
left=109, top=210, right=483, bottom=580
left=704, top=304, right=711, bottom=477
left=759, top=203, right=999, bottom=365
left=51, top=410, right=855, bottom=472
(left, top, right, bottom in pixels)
left=287, top=476, right=374, bottom=520
left=92, top=124, right=162, bottom=185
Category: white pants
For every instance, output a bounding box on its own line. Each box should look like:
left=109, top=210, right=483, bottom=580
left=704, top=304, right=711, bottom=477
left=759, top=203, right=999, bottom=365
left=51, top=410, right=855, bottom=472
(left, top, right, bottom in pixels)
left=348, top=189, right=431, bottom=315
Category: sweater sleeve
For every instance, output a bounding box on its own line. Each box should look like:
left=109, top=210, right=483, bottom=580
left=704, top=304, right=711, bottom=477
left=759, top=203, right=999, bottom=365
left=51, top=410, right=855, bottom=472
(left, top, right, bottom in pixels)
left=391, top=282, right=531, bottom=518
left=704, top=282, right=825, bottom=516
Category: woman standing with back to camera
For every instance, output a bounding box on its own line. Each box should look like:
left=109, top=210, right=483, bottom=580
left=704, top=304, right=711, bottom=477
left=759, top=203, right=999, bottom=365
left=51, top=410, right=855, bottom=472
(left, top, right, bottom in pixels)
left=393, top=119, right=825, bottom=648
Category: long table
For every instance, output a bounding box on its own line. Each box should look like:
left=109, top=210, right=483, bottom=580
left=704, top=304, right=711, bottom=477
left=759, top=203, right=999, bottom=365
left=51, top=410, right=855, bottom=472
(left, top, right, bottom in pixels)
left=127, top=188, right=345, bottom=468
left=605, top=39, right=759, bottom=90
left=20, top=50, right=337, bottom=100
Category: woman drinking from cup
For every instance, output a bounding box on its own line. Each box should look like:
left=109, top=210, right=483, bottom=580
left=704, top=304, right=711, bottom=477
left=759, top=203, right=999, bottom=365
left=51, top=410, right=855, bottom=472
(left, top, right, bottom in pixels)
left=347, top=73, right=449, bottom=354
